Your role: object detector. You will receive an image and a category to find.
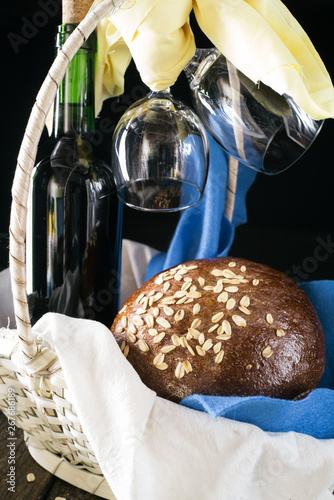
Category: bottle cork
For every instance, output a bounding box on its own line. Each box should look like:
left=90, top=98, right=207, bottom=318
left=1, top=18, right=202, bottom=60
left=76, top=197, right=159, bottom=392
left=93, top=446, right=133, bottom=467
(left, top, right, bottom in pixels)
left=62, top=0, right=94, bottom=23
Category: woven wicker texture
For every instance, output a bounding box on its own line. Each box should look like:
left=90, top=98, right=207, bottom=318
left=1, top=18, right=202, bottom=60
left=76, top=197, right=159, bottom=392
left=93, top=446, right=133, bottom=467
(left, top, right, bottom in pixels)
left=1, top=1, right=124, bottom=497
left=223, top=61, right=244, bottom=223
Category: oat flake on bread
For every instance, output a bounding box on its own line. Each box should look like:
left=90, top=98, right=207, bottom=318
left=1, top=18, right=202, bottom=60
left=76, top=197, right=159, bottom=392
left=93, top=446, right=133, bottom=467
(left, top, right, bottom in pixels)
left=110, top=257, right=326, bottom=402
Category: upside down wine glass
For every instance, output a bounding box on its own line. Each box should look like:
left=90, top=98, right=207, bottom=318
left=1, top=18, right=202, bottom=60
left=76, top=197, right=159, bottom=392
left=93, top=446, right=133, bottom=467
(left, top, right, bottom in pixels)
left=111, top=88, right=209, bottom=211
left=184, top=48, right=324, bottom=174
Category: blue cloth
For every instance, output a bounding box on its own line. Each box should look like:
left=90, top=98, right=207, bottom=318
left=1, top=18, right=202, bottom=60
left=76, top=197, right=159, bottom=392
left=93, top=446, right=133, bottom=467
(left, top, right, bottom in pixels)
left=181, top=281, right=334, bottom=440
left=145, top=134, right=257, bottom=280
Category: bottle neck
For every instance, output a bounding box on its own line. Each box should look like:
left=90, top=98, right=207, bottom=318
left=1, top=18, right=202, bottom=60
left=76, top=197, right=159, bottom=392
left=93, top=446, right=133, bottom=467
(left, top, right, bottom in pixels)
left=53, top=23, right=96, bottom=138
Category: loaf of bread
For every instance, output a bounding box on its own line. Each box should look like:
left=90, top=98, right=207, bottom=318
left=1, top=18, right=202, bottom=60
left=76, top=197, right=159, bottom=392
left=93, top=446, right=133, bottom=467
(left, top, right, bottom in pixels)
left=110, top=257, right=326, bottom=402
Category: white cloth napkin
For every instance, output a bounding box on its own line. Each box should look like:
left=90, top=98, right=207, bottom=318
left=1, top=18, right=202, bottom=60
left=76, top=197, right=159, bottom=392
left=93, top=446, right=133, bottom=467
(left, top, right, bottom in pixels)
left=119, top=239, right=159, bottom=307
left=35, top=312, right=334, bottom=500
left=2, top=241, right=334, bottom=499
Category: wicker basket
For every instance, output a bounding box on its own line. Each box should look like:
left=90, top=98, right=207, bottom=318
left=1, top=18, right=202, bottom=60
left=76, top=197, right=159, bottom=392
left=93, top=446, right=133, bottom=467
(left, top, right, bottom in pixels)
left=0, top=1, right=124, bottom=498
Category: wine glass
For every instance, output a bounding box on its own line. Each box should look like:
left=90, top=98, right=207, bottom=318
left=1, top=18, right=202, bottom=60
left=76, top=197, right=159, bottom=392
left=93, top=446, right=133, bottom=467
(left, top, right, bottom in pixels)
left=184, top=48, right=324, bottom=175
left=111, top=88, right=209, bottom=211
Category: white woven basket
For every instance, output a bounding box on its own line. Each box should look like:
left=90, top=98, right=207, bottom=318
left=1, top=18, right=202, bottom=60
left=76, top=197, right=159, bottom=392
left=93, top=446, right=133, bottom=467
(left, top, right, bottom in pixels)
left=0, top=1, right=125, bottom=497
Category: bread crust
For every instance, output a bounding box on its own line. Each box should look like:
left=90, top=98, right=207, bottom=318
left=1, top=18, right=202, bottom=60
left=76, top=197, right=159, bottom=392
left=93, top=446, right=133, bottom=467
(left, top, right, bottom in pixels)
left=111, top=257, right=326, bottom=402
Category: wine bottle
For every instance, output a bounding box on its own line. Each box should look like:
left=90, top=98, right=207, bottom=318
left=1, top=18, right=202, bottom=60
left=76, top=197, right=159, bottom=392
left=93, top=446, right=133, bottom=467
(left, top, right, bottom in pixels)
left=26, top=23, right=123, bottom=327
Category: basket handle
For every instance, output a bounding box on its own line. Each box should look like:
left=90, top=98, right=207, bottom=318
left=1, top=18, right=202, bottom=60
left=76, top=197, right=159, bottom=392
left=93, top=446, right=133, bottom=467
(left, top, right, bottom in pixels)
left=9, top=0, right=123, bottom=361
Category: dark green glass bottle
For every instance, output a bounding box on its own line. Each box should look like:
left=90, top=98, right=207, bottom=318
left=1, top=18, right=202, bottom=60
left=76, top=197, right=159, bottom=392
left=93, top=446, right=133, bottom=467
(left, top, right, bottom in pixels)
left=27, top=24, right=123, bottom=327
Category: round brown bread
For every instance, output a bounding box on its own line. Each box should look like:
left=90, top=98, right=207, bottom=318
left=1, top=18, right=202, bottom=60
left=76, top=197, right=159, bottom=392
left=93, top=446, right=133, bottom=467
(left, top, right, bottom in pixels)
left=110, top=257, right=326, bottom=402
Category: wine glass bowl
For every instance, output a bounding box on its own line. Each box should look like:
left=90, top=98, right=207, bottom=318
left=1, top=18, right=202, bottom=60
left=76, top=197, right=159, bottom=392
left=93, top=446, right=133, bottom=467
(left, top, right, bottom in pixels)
left=184, top=49, right=324, bottom=174
left=112, top=88, right=209, bottom=211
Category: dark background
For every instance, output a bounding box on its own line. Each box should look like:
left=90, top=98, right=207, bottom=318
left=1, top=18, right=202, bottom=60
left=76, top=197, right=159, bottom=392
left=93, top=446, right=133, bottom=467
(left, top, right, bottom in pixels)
left=0, top=0, right=333, bottom=280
